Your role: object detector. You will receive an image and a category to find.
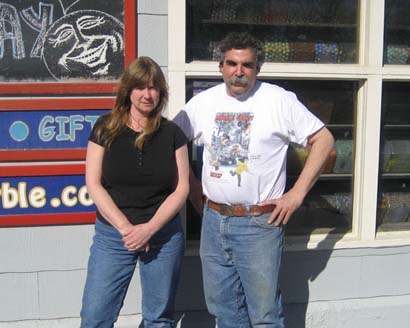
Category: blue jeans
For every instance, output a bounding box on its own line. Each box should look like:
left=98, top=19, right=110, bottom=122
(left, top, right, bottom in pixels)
left=200, top=206, right=285, bottom=328
left=80, top=216, right=184, bottom=328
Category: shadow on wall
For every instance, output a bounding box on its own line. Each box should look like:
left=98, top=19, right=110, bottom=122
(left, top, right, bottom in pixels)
left=282, top=223, right=349, bottom=328
left=150, top=224, right=349, bottom=328
left=175, top=256, right=215, bottom=327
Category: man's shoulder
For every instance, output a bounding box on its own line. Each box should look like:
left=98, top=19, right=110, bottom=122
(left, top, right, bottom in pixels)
left=256, top=81, right=297, bottom=100
left=258, top=81, right=286, bottom=94
left=192, top=82, right=224, bottom=99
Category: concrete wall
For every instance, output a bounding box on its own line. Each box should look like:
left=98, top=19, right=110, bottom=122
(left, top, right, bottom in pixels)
left=1, top=1, right=410, bottom=327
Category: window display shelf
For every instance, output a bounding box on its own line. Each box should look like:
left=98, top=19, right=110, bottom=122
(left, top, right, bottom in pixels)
left=386, top=25, right=410, bottom=31
left=201, top=19, right=356, bottom=29
left=382, top=173, right=410, bottom=178
left=320, top=173, right=353, bottom=180
left=287, top=174, right=352, bottom=181
left=384, top=124, right=410, bottom=130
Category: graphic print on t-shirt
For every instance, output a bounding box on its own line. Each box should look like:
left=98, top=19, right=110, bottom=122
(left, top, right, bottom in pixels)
left=209, top=112, right=253, bottom=187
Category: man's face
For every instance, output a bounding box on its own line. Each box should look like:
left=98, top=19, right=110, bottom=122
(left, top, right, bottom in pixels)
left=220, top=48, right=258, bottom=98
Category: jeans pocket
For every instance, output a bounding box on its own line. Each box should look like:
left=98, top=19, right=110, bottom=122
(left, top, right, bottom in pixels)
left=251, top=213, right=282, bottom=230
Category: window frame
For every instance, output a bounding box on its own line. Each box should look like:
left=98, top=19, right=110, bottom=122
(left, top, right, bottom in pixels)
left=168, top=0, right=410, bottom=249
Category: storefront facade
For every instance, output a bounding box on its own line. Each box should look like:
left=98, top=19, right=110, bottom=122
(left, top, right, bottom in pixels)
left=1, top=1, right=409, bottom=327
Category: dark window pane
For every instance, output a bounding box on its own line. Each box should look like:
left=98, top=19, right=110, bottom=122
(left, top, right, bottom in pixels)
left=377, top=82, right=410, bottom=231
left=186, top=0, right=359, bottom=64
left=384, top=0, right=410, bottom=65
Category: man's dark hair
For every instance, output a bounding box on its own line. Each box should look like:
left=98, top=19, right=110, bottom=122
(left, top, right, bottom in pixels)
left=218, top=32, right=265, bottom=71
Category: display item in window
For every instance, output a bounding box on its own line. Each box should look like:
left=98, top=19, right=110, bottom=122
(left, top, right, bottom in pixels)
left=264, top=41, right=290, bottom=62
left=333, top=139, right=353, bottom=173
left=338, top=42, right=357, bottom=63
left=289, top=41, right=316, bottom=62
left=386, top=45, right=409, bottom=65
left=315, top=43, right=339, bottom=63
left=386, top=140, right=410, bottom=173
left=211, top=0, right=237, bottom=21
left=379, top=192, right=410, bottom=224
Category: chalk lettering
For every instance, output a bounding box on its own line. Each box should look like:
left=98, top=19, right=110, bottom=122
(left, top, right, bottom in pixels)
left=38, top=115, right=56, bottom=142
left=20, top=3, right=54, bottom=58
left=0, top=3, right=26, bottom=59
left=38, top=115, right=100, bottom=142
left=69, top=115, right=85, bottom=141
left=55, top=116, right=70, bottom=141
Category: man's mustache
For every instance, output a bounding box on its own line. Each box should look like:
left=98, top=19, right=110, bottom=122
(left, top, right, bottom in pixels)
left=230, top=76, right=248, bottom=86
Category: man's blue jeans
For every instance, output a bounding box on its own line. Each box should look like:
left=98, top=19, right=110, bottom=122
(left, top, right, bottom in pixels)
left=80, top=216, right=184, bottom=328
left=200, top=206, right=285, bottom=328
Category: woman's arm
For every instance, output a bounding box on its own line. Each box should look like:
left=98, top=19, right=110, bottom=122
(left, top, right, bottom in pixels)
left=122, top=144, right=190, bottom=250
left=85, top=141, right=133, bottom=235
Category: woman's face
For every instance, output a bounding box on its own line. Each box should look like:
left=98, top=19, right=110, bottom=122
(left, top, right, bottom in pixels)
left=129, top=84, right=160, bottom=117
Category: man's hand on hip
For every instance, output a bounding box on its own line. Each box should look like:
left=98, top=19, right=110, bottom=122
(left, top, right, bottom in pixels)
left=258, top=189, right=305, bottom=226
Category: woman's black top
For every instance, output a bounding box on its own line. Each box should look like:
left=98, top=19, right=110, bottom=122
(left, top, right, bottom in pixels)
left=88, top=115, right=187, bottom=225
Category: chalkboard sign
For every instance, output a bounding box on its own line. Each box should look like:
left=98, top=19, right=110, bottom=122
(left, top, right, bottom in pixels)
left=0, top=0, right=135, bottom=89
left=0, top=164, right=95, bottom=226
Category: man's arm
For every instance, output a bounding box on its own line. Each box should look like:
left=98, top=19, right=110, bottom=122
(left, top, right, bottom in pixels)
left=173, top=110, right=205, bottom=215
left=259, top=127, right=335, bottom=225
left=189, top=166, right=204, bottom=215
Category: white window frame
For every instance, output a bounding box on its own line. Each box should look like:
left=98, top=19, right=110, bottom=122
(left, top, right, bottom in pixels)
left=168, top=0, right=410, bottom=250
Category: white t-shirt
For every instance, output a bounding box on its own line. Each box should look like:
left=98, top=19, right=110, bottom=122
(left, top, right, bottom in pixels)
left=174, top=81, right=324, bottom=205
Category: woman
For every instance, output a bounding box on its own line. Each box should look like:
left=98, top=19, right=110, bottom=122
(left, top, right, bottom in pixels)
left=80, top=56, right=189, bottom=328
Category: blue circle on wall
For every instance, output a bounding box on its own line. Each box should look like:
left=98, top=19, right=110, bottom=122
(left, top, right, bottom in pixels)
left=10, top=121, right=29, bottom=142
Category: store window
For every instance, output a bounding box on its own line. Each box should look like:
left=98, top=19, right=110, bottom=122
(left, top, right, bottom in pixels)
left=186, top=0, right=359, bottom=64
left=185, top=79, right=356, bottom=239
left=384, top=0, right=410, bottom=65
left=377, top=82, right=410, bottom=231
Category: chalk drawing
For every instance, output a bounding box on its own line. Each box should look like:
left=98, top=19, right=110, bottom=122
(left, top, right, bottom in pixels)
left=42, top=9, right=124, bottom=80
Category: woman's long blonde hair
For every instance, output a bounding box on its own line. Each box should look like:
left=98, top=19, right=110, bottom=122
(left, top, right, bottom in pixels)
left=95, top=56, right=168, bottom=150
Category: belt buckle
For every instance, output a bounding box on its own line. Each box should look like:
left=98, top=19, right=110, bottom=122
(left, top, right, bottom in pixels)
left=221, top=205, right=236, bottom=216
left=250, top=205, right=262, bottom=216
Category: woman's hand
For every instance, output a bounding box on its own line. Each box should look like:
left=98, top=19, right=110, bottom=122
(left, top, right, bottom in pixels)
left=122, top=223, right=155, bottom=252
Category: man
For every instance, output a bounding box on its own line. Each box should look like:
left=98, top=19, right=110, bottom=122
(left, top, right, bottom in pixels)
left=174, top=32, right=334, bottom=328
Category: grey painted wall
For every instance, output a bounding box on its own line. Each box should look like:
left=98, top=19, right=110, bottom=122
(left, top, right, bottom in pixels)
left=137, top=0, right=168, bottom=66
left=1, top=223, right=409, bottom=327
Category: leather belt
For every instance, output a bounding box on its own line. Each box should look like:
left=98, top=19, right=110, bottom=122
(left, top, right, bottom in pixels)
left=207, top=199, right=275, bottom=217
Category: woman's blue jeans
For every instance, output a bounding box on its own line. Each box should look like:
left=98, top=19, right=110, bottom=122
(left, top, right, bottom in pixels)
left=200, top=206, right=285, bottom=328
left=80, top=216, right=184, bottom=328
